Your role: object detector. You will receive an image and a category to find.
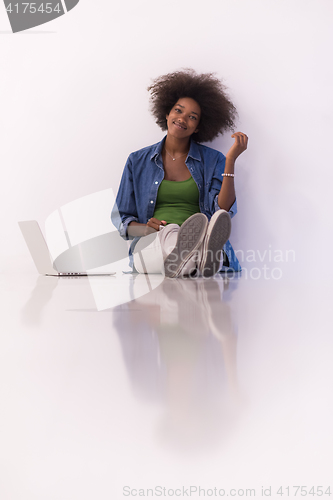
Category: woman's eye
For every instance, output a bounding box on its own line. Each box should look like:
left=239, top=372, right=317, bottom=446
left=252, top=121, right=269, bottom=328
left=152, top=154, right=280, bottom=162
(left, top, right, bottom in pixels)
left=190, top=116, right=196, bottom=120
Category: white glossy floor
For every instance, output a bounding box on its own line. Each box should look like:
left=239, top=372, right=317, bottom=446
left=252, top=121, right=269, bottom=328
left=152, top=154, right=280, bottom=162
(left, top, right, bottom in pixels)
left=1, top=265, right=332, bottom=500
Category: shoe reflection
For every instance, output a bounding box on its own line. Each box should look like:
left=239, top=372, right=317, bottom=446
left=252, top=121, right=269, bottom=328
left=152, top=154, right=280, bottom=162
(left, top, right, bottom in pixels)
left=113, top=276, right=245, bottom=452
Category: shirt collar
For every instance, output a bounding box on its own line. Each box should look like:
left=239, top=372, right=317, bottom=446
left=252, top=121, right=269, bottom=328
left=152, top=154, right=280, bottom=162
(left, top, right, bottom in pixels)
left=150, top=136, right=202, bottom=162
left=150, top=137, right=165, bottom=160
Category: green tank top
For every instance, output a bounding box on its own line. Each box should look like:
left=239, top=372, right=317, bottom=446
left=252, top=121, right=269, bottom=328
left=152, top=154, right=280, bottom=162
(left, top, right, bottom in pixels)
left=153, top=176, right=200, bottom=226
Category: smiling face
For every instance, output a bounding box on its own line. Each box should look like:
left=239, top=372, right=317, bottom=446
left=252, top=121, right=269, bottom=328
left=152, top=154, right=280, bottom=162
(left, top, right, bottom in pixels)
left=166, top=97, right=201, bottom=140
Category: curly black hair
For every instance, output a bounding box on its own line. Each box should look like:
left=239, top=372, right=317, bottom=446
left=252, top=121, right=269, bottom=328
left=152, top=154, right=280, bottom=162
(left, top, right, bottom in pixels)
left=147, top=69, right=237, bottom=143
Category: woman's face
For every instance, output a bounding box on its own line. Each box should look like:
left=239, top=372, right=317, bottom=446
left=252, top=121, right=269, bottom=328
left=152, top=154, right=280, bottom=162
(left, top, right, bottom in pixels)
left=166, top=97, right=201, bottom=139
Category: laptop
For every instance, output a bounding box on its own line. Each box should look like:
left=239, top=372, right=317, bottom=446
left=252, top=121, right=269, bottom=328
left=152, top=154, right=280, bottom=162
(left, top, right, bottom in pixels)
left=18, top=220, right=117, bottom=277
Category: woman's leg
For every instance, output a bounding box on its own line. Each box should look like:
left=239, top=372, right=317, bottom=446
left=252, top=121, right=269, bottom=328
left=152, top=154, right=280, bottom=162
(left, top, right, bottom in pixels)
left=163, top=214, right=208, bottom=278
left=133, top=223, right=200, bottom=276
left=198, top=210, right=231, bottom=277
left=133, top=225, right=179, bottom=274
left=161, top=224, right=200, bottom=277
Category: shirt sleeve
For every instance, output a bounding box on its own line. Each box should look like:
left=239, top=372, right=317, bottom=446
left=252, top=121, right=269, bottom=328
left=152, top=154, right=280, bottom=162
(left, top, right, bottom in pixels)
left=214, top=194, right=237, bottom=219
left=111, top=155, right=139, bottom=240
left=210, top=154, right=238, bottom=219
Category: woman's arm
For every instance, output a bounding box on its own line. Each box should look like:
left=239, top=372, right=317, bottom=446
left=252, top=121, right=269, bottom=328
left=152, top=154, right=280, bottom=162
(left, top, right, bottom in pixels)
left=217, top=132, right=248, bottom=211
left=112, top=155, right=141, bottom=239
left=127, top=218, right=166, bottom=237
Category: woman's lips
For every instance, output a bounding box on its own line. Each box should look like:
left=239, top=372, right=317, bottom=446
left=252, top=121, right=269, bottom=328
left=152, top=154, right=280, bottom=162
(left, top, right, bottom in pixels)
left=173, top=121, right=187, bottom=130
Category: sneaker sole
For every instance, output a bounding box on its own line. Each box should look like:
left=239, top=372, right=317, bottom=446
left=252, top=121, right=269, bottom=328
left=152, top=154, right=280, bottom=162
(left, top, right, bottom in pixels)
left=200, top=210, right=231, bottom=278
left=164, top=213, right=208, bottom=278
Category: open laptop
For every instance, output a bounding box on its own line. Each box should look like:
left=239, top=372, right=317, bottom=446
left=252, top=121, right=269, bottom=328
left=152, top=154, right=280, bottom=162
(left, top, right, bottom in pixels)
left=18, top=220, right=117, bottom=276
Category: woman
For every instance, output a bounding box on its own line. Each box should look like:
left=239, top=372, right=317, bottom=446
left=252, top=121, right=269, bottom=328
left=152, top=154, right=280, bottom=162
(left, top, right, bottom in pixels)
left=112, top=69, right=248, bottom=278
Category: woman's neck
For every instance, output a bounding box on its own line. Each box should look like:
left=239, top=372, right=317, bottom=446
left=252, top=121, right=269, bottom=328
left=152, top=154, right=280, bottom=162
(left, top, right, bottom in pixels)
left=164, top=134, right=190, bottom=157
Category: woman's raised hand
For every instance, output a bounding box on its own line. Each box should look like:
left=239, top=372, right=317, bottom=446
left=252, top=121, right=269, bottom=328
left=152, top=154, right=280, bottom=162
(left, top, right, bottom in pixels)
left=226, top=132, right=248, bottom=162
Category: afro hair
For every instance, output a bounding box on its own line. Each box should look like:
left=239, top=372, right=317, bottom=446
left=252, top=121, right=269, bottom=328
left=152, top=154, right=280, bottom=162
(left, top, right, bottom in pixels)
left=147, top=69, right=237, bottom=143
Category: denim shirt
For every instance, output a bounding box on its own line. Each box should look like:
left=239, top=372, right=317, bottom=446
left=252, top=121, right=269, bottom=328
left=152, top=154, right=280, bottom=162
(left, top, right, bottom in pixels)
left=111, top=136, right=241, bottom=272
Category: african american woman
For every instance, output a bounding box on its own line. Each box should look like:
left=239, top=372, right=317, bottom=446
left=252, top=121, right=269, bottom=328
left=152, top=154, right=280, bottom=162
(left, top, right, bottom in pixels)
left=112, top=69, right=248, bottom=278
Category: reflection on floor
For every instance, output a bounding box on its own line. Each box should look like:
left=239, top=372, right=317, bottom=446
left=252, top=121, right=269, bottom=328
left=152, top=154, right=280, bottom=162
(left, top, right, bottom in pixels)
left=1, top=270, right=332, bottom=499
left=112, top=277, right=241, bottom=453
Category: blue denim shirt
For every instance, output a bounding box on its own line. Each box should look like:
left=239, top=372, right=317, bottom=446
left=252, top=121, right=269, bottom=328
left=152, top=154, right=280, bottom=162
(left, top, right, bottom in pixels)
left=111, top=136, right=241, bottom=272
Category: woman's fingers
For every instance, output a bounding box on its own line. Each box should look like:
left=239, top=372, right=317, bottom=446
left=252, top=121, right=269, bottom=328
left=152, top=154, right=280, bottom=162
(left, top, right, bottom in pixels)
left=232, top=131, right=248, bottom=140
left=226, top=132, right=248, bottom=161
left=231, top=132, right=248, bottom=150
left=147, top=218, right=166, bottom=231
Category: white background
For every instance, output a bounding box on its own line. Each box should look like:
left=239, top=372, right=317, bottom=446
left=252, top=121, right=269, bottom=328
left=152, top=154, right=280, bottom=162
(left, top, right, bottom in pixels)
left=1, top=3, right=333, bottom=498
left=0, top=0, right=332, bottom=278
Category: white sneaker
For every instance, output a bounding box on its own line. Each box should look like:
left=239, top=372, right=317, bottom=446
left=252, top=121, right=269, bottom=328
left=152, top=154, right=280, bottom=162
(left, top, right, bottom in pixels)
left=164, top=213, right=208, bottom=278
left=198, top=210, right=231, bottom=277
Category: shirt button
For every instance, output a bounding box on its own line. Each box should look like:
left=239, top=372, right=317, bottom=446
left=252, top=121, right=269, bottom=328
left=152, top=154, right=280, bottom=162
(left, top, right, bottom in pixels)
left=150, top=200, right=154, bottom=204
left=155, top=181, right=158, bottom=184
